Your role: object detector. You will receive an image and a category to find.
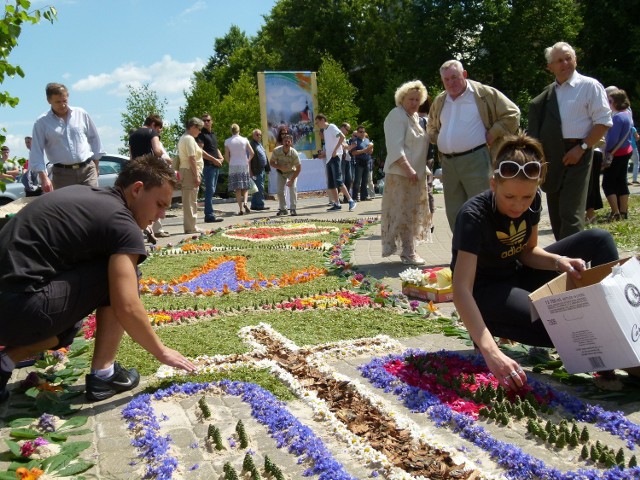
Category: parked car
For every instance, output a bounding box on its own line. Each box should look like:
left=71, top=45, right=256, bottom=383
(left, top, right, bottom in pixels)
left=0, top=154, right=180, bottom=205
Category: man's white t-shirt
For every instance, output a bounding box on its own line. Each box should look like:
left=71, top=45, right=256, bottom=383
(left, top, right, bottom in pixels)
left=323, top=123, right=343, bottom=163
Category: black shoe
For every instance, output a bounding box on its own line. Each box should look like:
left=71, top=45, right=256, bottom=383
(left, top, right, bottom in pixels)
left=252, top=206, right=270, bottom=211
left=144, top=229, right=157, bottom=244
left=85, top=362, right=140, bottom=402
left=205, top=217, right=224, bottom=223
left=0, top=368, right=12, bottom=403
left=290, top=210, right=297, bottom=216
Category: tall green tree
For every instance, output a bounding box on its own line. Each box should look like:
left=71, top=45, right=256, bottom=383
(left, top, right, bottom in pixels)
left=180, top=72, right=222, bottom=127
left=216, top=72, right=261, bottom=138
left=317, top=54, right=359, bottom=130
left=0, top=0, right=56, bottom=191
left=119, top=84, right=176, bottom=155
left=578, top=0, right=640, bottom=113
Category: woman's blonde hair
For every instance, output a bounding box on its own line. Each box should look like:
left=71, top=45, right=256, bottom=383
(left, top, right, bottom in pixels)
left=493, top=132, right=548, bottom=183
left=231, top=123, right=240, bottom=134
left=394, top=80, right=428, bottom=107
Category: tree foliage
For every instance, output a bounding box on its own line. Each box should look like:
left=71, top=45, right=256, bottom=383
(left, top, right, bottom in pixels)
left=0, top=1, right=56, bottom=191
left=316, top=55, right=359, bottom=128
left=119, top=84, right=176, bottom=155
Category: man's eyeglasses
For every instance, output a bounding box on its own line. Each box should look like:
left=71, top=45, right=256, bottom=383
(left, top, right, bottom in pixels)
left=494, top=161, right=542, bottom=180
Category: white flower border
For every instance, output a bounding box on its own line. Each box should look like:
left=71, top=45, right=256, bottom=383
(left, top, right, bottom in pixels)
left=222, top=223, right=339, bottom=242
left=156, top=323, right=489, bottom=479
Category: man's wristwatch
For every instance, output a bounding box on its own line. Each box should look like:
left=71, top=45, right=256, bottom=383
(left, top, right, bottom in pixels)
left=580, top=142, right=589, bottom=151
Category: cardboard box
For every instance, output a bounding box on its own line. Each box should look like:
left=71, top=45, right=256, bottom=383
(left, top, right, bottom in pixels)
left=402, top=283, right=453, bottom=303
left=529, top=257, right=640, bottom=373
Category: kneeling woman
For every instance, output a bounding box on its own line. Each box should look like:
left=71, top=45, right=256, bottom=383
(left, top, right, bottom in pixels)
left=452, top=133, right=618, bottom=391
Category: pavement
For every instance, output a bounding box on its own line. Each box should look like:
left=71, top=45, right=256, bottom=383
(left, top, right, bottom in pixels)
left=1, top=185, right=638, bottom=478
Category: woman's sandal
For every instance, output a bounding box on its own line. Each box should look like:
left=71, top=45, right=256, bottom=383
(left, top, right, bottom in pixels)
left=244, top=204, right=251, bottom=214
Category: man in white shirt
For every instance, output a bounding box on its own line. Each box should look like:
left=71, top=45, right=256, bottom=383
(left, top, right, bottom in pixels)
left=428, top=60, right=520, bottom=231
left=29, top=83, right=103, bottom=192
left=528, top=42, right=612, bottom=240
left=315, top=114, right=357, bottom=212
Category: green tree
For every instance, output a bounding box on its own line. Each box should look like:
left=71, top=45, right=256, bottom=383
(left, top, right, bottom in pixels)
left=180, top=72, right=222, bottom=128
left=216, top=71, right=261, bottom=138
left=317, top=54, right=359, bottom=129
left=119, top=84, right=176, bottom=155
left=0, top=0, right=56, bottom=191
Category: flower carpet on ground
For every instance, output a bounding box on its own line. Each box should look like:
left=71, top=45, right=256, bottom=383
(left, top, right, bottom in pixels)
left=3, top=217, right=640, bottom=479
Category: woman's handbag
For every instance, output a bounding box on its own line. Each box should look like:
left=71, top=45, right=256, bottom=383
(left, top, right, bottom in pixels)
left=248, top=178, right=259, bottom=195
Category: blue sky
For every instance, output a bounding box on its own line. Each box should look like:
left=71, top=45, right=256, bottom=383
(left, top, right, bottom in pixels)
left=0, top=0, right=277, bottom=159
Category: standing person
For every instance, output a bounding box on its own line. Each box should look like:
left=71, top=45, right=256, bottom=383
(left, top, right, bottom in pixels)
left=339, top=122, right=355, bottom=202
left=0, top=146, right=20, bottom=180
left=29, top=83, right=103, bottom=192
left=178, top=117, right=205, bottom=234
left=451, top=133, right=619, bottom=388
left=352, top=125, right=373, bottom=202
left=602, top=89, right=633, bottom=220
left=0, top=153, right=196, bottom=403
left=528, top=42, right=612, bottom=240
left=21, top=136, right=43, bottom=197
left=197, top=113, right=224, bottom=223
left=224, top=124, right=255, bottom=216
left=314, top=114, right=357, bottom=212
left=129, top=114, right=173, bottom=241
left=382, top=80, right=430, bottom=265
left=428, top=60, right=520, bottom=231
left=270, top=133, right=301, bottom=216
left=249, top=129, right=270, bottom=211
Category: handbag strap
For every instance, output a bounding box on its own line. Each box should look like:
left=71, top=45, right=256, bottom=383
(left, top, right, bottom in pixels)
left=608, top=112, right=632, bottom=155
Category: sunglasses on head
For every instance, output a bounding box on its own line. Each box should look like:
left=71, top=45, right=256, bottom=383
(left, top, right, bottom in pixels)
left=494, top=160, right=542, bottom=179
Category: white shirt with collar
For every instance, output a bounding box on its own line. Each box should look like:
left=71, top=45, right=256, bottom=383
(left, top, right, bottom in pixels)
left=555, top=71, right=612, bottom=139
left=29, top=105, right=103, bottom=173
left=437, top=82, right=487, bottom=154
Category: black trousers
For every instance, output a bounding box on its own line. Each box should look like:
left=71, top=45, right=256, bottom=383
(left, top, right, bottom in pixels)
left=474, top=229, right=618, bottom=347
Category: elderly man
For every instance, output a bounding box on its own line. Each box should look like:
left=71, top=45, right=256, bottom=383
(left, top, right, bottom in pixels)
left=270, top=134, right=301, bottom=216
left=29, top=83, right=103, bottom=192
left=528, top=42, right=612, bottom=240
left=0, top=154, right=196, bottom=403
left=428, top=60, right=520, bottom=231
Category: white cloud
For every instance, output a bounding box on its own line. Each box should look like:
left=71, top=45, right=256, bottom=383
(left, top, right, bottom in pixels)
left=72, top=55, right=205, bottom=97
left=179, top=1, right=206, bottom=17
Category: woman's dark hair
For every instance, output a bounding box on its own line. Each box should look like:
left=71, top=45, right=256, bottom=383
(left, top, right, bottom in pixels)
left=493, top=132, right=548, bottom=183
left=115, top=153, right=177, bottom=190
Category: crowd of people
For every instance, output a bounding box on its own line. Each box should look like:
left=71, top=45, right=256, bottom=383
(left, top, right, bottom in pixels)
left=0, top=39, right=638, bottom=405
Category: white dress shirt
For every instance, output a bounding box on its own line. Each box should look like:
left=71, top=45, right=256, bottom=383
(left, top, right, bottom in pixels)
left=437, top=82, right=487, bottom=154
left=555, top=71, right=612, bottom=139
left=29, top=106, right=103, bottom=172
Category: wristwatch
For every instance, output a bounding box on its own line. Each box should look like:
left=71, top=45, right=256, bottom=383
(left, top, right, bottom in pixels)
left=580, top=142, right=589, bottom=150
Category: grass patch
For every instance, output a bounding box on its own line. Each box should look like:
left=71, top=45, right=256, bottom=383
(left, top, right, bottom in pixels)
left=147, top=367, right=296, bottom=401
left=588, top=194, right=640, bottom=250
left=110, top=308, right=450, bottom=376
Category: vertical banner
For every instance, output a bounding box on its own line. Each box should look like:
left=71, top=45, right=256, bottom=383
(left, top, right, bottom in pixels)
left=257, top=71, right=319, bottom=156
left=258, top=71, right=326, bottom=194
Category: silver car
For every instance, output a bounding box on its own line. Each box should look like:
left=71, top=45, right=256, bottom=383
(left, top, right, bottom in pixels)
left=1, top=154, right=132, bottom=205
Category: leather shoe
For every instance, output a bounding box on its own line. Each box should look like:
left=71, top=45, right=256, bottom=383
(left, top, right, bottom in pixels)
left=251, top=206, right=270, bottom=211
left=205, top=217, right=224, bottom=223
left=85, top=362, right=140, bottom=402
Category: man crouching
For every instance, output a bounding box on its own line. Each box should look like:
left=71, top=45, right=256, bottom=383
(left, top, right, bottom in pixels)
left=0, top=153, right=196, bottom=403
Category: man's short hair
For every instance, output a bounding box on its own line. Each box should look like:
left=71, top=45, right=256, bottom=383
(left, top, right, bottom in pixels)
left=394, top=80, right=428, bottom=107
left=439, top=59, right=464, bottom=74
left=201, top=112, right=211, bottom=119
left=544, top=42, right=576, bottom=63
left=357, top=124, right=366, bottom=131
left=315, top=114, right=327, bottom=122
left=25, top=136, right=32, bottom=140
left=45, top=83, right=68, bottom=99
left=143, top=114, right=163, bottom=128
left=115, top=153, right=177, bottom=190
left=340, top=122, right=351, bottom=131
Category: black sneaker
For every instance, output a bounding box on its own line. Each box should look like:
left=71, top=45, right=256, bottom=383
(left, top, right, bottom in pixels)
left=85, top=362, right=140, bottom=402
left=0, top=368, right=12, bottom=403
